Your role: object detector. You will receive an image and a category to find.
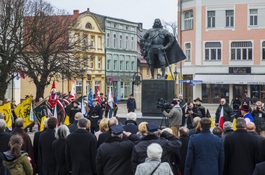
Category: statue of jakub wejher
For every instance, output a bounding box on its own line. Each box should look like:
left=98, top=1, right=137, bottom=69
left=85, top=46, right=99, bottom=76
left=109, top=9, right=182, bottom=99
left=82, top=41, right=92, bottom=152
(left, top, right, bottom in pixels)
left=140, top=19, right=186, bottom=79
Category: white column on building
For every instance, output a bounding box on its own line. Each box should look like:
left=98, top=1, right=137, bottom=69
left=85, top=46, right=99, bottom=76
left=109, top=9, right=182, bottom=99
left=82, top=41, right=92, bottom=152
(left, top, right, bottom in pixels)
left=195, top=0, right=202, bottom=65
left=229, top=84, right=233, bottom=104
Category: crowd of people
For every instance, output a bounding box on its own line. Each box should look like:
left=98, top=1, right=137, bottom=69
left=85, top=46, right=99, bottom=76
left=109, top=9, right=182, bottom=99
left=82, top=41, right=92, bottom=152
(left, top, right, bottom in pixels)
left=0, top=92, right=265, bottom=175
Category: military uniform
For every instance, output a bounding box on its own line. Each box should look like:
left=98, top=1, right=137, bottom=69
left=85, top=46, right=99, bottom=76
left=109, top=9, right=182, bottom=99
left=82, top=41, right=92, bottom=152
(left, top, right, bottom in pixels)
left=88, top=104, right=102, bottom=134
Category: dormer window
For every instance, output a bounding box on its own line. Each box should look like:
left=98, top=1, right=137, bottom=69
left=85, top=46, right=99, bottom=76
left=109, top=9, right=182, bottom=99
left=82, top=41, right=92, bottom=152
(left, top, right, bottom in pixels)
left=85, top=23, right=91, bottom=29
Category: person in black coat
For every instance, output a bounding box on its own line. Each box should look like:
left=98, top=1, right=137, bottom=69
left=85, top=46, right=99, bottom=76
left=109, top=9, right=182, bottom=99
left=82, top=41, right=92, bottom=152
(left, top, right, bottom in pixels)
left=224, top=117, right=260, bottom=175
left=253, top=161, right=265, bottom=175
left=0, top=120, right=12, bottom=153
left=222, top=121, right=234, bottom=143
left=179, top=94, right=186, bottom=126
left=88, top=99, right=102, bottom=134
left=33, top=118, right=48, bottom=175
left=130, top=122, right=182, bottom=174
left=185, top=102, right=202, bottom=129
left=127, top=94, right=136, bottom=112
left=52, top=125, right=70, bottom=175
left=0, top=152, right=11, bottom=175
left=96, top=125, right=134, bottom=175
left=178, top=127, right=189, bottom=175
left=68, top=112, right=84, bottom=133
left=123, top=112, right=138, bottom=134
left=66, top=118, right=97, bottom=175
left=39, top=117, right=57, bottom=175
left=69, top=101, right=81, bottom=124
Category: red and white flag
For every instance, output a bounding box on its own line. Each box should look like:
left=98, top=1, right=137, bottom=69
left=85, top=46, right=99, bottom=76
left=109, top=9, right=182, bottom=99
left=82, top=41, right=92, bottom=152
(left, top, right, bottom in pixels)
left=48, top=81, right=57, bottom=108
left=219, top=107, right=224, bottom=129
left=96, top=86, right=101, bottom=104
left=70, top=79, right=76, bottom=101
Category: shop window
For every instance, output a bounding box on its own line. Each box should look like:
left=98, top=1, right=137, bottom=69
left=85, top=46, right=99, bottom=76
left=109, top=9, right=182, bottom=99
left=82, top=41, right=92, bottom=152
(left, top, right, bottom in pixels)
left=120, top=82, right=130, bottom=99
left=251, top=85, right=265, bottom=103
left=205, top=42, right=221, bottom=60
left=202, top=84, right=229, bottom=103
left=231, top=41, right=252, bottom=60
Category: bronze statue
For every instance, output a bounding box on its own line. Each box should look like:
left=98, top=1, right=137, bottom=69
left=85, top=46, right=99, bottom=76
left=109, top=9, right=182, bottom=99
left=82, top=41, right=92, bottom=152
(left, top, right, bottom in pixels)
left=140, top=19, right=186, bottom=79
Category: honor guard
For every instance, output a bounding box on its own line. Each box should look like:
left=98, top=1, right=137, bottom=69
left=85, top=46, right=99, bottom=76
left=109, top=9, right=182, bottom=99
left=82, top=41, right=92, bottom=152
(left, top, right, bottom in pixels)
left=88, top=98, right=102, bottom=134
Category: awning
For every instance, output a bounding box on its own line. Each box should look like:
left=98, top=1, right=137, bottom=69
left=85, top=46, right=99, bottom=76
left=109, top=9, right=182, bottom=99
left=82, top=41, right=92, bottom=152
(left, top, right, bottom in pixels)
left=193, top=74, right=265, bottom=84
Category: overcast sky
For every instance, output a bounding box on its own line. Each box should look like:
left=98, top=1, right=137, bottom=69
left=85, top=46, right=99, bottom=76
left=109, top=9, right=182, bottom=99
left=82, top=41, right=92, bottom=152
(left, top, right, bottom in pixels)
left=48, top=0, right=178, bottom=29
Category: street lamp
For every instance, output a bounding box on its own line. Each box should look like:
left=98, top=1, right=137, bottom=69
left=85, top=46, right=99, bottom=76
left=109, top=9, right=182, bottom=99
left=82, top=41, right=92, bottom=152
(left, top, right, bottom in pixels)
left=174, top=71, right=178, bottom=81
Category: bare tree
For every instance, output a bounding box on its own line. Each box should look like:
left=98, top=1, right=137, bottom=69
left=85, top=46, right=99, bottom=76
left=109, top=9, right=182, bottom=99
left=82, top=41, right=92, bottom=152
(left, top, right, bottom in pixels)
left=163, top=21, right=178, bottom=38
left=0, top=0, right=32, bottom=100
left=21, top=0, right=92, bottom=100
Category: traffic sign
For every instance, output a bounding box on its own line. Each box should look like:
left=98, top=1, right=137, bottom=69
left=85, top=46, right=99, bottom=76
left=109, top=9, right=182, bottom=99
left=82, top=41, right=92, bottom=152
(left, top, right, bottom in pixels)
left=190, top=80, right=203, bottom=83
left=190, top=83, right=195, bottom=86
left=179, top=80, right=190, bottom=83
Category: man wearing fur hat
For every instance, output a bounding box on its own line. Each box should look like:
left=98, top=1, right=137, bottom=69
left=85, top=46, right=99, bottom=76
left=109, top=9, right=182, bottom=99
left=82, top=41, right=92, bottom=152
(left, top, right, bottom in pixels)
left=194, top=97, right=206, bottom=117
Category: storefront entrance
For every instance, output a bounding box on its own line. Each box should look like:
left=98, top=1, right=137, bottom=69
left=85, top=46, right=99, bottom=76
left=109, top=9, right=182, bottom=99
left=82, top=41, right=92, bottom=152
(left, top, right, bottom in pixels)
left=233, top=85, right=247, bottom=102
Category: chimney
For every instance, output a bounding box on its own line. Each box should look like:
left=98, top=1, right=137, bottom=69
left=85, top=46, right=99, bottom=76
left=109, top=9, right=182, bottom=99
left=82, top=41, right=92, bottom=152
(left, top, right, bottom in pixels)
left=87, top=8, right=90, bottom=14
left=138, top=23, right=143, bottom=31
left=73, top=10, right=79, bottom=18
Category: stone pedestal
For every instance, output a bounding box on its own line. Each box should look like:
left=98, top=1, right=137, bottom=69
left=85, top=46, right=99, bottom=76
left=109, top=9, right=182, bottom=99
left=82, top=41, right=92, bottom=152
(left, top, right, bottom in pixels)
left=141, top=79, right=175, bottom=116
left=134, top=85, right=142, bottom=111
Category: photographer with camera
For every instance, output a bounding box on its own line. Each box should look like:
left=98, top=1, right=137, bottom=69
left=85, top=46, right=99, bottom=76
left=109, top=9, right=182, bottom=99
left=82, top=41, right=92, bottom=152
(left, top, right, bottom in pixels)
left=185, top=102, right=202, bottom=129
left=162, top=99, right=182, bottom=136
left=251, top=101, right=265, bottom=137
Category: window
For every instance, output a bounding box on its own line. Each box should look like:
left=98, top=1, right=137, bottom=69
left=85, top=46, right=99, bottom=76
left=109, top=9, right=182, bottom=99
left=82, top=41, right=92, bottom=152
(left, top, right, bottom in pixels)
left=107, top=60, right=110, bottom=70
left=125, top=36, right=128, bottom=49
left=126, top=61, right=129, bottom=71
left=83, top=35, right=87, bottom=50
left=120, top=82, right=130, bottom=99
left=114, top=60, right=117, bottom=71
left=231, top=42, right=252, bottom=60
left=226, top=10, right=234, bottom=27
left=126, top=26, right=129, bottom=30
left=76, top=81, right=82, bottom=95
left=184, top=10, right=193, bottom=30
left=107, top=33, right=110, bottom=48
left=207, top=11, right=215, bottom=28
left=202, top=84, right=229, bottom=103
left=250, top=9, right=258, bottom=26
left=131, top=61, right=134, bottom=71
left=91, top=36, right=94, bottom=48
left=85, top=23, right=91, bottom=29
left=94, top=81, right=100, bottom=94
left=185, top=43, right=191, bottom=61
left=120, top=35, right=123, bottom=49
left=114, top=23, right=117, bottom=28
left=90, top=58, right=94, bottom=69
left=120, top=61, right=123, bottom=71
left=205, top=42, right=221, bottom=60
left=262, top=41, right=265, bottom=60
left=113, top=34, right=116, bottom=48
left=131, top=37, right=134, bottom=50
left=98, top=58, right=101, bottom=69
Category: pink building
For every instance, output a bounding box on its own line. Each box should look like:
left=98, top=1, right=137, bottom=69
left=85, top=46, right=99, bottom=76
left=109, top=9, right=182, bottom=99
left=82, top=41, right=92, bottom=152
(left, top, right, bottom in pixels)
left=178, top=0, right=265, bottom=104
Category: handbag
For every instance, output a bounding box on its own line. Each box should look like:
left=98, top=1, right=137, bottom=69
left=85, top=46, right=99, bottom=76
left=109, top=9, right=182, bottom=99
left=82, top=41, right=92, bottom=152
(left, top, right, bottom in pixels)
left=150, top=163, right=161, bottom=175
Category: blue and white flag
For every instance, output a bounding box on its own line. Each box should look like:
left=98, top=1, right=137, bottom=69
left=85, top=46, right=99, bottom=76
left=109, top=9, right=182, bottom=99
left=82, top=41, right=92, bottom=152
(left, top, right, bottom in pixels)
left=88, top=86, right=93, bottom=106
left=108, top=87, right=113, bottom=109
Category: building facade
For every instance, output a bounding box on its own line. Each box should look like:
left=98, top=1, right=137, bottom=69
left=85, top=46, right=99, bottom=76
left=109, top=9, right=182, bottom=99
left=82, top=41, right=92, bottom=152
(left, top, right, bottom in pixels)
left=102, top=17, right=139, bottom=100
left=178, top=0, right=265, bottom=103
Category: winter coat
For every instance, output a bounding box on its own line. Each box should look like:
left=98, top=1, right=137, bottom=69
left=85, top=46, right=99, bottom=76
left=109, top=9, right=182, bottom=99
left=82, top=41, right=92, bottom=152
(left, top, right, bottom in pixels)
left=135, top=158, right=173, bottom=175
left=131, top=131, right=182, bottom=174
left=178, top=136, right=189, bottom=175
left=127, top=98, right=136, bottom=112
left=123, top=120, right=138, bottom=134
left=253, top=161, right=265, bottom=175
left=3, top=151, right=33, bottom=175
left=222, top=130, right=234, bottom=143
left=52, top=139, right=70, bottom=175
left=38, top=128, right=56, bottom=175
left=224, top=129, right=259, bottom=175
left=69, top=107, right=81, bottom=124
left=88, top=105, right=102, bottom=128
left=68, top=120, right=78, bottom=133
left=232, top=99, right=241, bottom=110
left=96, top=137, right=134, bottom=175
left=215, top=103, right=234, bottom=123
left=66, top=129, right=97, bottom=175
left=252, top=108, right=265, bottom=131
left=0, top=152, right=11, bottom=175
left=186, top=106, right=202, bottom=129
left=163, top=104, right=182, bottom=126
left=185, top=130, right=224, bottom=175
left=97, top=131, right=111, bottom=148
left=0, top=131, right=12, bottom=153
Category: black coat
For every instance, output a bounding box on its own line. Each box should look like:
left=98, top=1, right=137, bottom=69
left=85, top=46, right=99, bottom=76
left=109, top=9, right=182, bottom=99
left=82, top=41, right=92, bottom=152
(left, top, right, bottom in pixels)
left=69, top=107, right=81, bottom=124
left=222, top=129, right=234, bottom=143
left=66, top=129, right=97, bottom=175
left=127, top=98, right=136, bottom=112
left=0, top=131, right=11, bottom=153
left=33, top=128, right=47, bottom=175
left=131, top=131, right=182, bottom=174
left=68, top=120, right=78, bottom=133
left=88, top=105, right=102, bottom=128
left=38, top=128, right=56, bottom=175
left=97, top=131, right=111, bottom=148
left=96, top=137, right=134, bottom=175
left=52, top=139, right=70, bottom=175
left=178, top=136, right=189, bottom=175
left=252, top=109, right=265, bottom=132
left=224, top=129, right=259, bottom=175
left=186, top=107, right=201, bottom=129
left=123, top=120, right=138, bottom=134
left=253, top=161, right=265, bottom=175
left=248, top=132, right=265, bottom=163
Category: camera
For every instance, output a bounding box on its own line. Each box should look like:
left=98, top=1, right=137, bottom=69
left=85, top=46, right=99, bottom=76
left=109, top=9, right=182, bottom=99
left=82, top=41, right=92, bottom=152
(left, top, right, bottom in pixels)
left=157, top=98, right=171, bottom=111
left=188, top=107, right=192, bottom=111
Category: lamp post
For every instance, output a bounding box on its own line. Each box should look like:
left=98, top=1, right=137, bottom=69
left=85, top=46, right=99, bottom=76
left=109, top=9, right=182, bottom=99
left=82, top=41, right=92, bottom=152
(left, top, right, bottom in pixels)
left=174, top=71, right=178, bottom=81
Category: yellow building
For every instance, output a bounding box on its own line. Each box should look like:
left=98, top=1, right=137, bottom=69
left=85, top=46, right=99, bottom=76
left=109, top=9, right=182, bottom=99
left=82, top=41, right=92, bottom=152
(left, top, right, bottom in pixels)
left=69, top=9, right=105, bottom=95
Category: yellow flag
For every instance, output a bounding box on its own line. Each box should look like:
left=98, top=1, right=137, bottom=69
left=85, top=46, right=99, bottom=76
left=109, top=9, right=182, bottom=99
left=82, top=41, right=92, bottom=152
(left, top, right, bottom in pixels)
left=233, top=118, right=237, bottom=131
left=40, top=116, right=47, bottom=131
left=64, top=115, right=70, bottom=126
left=209, top=117, right=215, bottom=128
left=0, top=102, right=12, bottom=128
left=14, top=97, right=34, bottom=128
